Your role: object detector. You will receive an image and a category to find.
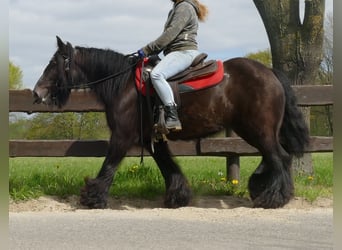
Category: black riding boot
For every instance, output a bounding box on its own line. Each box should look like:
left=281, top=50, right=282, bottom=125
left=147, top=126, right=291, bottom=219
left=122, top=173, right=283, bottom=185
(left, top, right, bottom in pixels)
left=164, top=104, right=182, bottom=131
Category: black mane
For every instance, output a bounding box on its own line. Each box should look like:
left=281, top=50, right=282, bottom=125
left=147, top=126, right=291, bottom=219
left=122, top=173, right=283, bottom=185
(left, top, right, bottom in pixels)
left=73, top=46, right=138, bottom=105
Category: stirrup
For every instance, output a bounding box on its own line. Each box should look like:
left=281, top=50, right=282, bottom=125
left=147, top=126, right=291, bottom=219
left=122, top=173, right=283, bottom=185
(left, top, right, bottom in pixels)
left=154, top=105, right=169, bottom=134
left=165, top=120, right=182, bottom=131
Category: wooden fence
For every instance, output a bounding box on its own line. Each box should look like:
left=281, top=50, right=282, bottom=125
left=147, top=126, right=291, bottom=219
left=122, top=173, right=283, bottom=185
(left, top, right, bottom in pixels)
left=9, top=85, right=333, bottom=180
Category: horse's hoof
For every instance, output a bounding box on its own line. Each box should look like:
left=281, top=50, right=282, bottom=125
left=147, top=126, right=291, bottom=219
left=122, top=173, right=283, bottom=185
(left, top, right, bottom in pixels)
left=164, top=194, right=190, bottom=208
left=164, top=187, right=192, bottom=208
left=80, top=197, right=107, bottom=209
left=251, top=187, right=292, bottom=209
left=248, top=172, right=293, bottom=209
left=80, top=177, right=108, bottom=209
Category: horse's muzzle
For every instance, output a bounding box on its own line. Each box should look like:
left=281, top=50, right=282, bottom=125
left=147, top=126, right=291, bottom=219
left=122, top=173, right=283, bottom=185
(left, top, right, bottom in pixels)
left=32, top=91, right=42, bottom=104
left=32, top=87, right=50, bottom=104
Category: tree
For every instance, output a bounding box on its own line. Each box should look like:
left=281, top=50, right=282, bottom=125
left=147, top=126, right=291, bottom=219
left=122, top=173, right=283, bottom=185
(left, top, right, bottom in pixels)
left=319, top=12, right=333, bottom=84
left=253, top=0, right=326, bottom=174
left=245, top=12, right=333, bottom=137
left=22, top=112, right=110, bottom=140
left=77, top=112, right=109, bottom=139
left=9, top=61, right=24, bottom=122
left=9, top=118, right=31, bottom=139
left=245, top=49, right=272, bottom=68
left=253, top=0, right=325, bottom=82
left=311, top=11, right=333, bottom=136
left=9, top=61, right=23, bottom=89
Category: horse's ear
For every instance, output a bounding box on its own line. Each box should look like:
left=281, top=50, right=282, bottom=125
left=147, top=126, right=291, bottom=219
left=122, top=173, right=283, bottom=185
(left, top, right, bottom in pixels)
left=56, top=36, right=65, bottom=50
left=56, top=36, right=73, bottom=55
left=66, top=42, right=73, bottom=50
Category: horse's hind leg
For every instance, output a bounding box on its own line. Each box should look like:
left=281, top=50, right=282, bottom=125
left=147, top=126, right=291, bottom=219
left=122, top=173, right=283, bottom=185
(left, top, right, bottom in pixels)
left=233, top=112, right=294, bottom=208
left=248, top=142, right=293, bottom=208
left=150, top=140, right=192, bottom=208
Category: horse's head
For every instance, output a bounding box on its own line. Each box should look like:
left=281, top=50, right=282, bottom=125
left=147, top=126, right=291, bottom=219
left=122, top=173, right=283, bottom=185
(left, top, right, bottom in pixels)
left=34, top=36, right=140, bottom=107
left=33, top=36, right=80, bottom=107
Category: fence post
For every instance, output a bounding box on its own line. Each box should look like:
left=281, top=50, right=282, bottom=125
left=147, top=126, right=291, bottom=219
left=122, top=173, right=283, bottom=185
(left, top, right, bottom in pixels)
left=225, top=129, right=240, bottom=181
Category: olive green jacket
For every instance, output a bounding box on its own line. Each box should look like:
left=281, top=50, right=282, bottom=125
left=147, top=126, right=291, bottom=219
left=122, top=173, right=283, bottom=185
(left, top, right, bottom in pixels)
left=141, top=0, right=199, bottom=56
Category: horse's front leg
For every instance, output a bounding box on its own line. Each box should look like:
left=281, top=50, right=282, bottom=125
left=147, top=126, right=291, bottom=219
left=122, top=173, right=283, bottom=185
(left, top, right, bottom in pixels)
left=80, top=137, right=128, bottom=209
left=151, top=140, right=192, bottom=208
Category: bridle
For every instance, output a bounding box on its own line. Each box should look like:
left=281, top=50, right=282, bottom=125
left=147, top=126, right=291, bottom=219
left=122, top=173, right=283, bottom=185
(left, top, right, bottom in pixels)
left=59, top=49, right=141, bottom=90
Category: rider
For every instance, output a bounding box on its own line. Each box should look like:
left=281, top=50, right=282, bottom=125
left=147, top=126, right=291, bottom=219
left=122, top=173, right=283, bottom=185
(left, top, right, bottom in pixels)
left=137, top=0, right=208, bottom=131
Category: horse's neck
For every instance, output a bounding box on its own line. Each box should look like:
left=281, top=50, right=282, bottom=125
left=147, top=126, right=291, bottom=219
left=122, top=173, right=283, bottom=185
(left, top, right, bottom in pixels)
left=74, top=48, right=134, bottom=101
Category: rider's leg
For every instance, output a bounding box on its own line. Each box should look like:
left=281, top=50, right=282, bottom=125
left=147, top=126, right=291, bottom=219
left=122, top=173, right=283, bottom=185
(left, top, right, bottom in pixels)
left=150, top=50, right=200, bottom=130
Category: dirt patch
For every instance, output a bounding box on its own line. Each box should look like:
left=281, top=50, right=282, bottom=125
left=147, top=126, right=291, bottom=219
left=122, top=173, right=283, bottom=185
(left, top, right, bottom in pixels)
left=9, top=195, right=333, bottom=213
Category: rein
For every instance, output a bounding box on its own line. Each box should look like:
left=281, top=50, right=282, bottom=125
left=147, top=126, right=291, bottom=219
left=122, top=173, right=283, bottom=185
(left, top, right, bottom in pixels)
left=138, top=59, right=146, bottom=165
left=62, top=52, right=140, bottom=89
left=62, top=49, right=147, bottom=164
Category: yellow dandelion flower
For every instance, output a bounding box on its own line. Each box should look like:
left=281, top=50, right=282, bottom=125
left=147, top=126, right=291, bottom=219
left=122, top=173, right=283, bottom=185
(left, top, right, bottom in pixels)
left=307, top=176, right=314, bottom=181
left=231, top=179, right=239, bottom=185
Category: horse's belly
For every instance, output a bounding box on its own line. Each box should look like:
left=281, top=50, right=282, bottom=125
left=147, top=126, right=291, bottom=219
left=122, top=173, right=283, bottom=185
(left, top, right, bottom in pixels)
left=167, top=79, right=231, bottom=140
left=167, top=108, right=227, bottom=140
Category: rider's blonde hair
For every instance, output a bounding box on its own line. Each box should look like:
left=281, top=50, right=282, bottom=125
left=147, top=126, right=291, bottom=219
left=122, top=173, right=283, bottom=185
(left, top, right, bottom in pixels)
left=173, top=0, right=209, bottom=22
left=193, top=0, right=209, bottom=22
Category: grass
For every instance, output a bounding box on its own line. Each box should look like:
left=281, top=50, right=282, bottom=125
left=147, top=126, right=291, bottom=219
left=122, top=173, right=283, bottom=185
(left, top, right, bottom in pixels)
left=9, top=153, right=333, bottom=202
left=294, top=154, right=333, bottom=202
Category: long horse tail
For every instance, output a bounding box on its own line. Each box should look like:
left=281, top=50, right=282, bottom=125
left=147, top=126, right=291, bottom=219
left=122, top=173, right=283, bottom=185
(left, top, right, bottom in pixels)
left=272, top=69, right=310, bottom=157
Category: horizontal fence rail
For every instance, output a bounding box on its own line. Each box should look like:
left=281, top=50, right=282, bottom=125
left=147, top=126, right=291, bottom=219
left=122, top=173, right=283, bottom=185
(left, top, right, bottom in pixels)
left=9, top=86, right=333, bottom=179
left=9, top=85, right=333, bottom=113
left=9, top=137, right=333, bottom=157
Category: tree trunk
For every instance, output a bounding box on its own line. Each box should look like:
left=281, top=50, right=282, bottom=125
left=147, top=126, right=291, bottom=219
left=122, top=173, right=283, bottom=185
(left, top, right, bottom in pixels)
left=253, top=0, right=325, bottom=173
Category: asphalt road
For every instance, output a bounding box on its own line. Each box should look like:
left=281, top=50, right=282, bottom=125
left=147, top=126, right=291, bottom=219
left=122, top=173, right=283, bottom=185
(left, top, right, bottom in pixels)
left=9, top=207, right=333, bottom=250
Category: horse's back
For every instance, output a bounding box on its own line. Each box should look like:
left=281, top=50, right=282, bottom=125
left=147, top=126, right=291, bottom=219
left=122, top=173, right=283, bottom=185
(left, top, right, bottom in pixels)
left=224, top=57, right=275, bottom=81
left=223, top=57, right=284, bottom=98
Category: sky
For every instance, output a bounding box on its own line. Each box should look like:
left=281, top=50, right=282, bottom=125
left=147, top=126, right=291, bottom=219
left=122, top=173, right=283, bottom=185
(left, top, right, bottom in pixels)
left=9, top=0, right=333, bottom=89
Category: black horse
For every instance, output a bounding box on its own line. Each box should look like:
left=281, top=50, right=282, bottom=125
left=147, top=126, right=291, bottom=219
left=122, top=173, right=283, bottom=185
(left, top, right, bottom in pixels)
left=33, top=36, right=309, bottom=209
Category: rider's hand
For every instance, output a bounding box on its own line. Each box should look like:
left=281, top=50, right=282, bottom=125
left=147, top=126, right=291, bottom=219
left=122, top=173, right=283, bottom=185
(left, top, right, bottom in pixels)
left=137, top=49, right=145, bottom=58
